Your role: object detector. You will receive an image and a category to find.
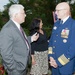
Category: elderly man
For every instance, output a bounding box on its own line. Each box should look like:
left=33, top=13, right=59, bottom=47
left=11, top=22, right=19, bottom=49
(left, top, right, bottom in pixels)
left=0, top=4, right=39, bottom=75
left=48, top=2, right=75, bottom=75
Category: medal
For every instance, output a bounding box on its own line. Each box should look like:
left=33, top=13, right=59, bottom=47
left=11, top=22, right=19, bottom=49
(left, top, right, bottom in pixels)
left=61, top=28, right=69, bottom=38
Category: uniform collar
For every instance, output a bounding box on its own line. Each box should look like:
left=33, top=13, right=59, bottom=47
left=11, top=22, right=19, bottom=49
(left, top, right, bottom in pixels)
left=62, top=16, right=69, bottom=24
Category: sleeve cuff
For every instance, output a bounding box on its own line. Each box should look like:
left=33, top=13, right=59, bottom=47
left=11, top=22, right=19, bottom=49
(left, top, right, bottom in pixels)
left=56, top=54, right=70, bottom=67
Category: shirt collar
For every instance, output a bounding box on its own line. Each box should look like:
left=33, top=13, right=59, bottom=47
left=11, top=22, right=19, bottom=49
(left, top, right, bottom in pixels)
left=11, top=19, right=20, bottom=30
left=62, top=16, right=69, bottom=24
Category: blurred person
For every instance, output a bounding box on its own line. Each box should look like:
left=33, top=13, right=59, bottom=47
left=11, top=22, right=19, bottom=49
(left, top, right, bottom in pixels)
left=0, top=4, right=39, bottom=75
left=30, top=18, right=48, bottom=75
left=48, top=2, right=75, bottom=75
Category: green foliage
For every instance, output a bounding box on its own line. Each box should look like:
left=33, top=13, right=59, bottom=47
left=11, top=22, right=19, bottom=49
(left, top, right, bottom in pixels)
left=70, top=3, right=75, bottom=19
left=0, top=13, right=3, bottom=28
left=0, top=0, right=75, bottom=35
left=19, top=0, right=55, bottom=29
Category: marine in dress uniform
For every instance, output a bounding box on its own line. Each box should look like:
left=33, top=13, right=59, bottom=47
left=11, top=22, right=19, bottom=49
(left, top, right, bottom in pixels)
left=48, top=2, right=75, bottom=75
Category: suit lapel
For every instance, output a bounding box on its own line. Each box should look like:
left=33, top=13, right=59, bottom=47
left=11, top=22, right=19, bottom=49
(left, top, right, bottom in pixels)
left=10, top=20, right=26, bottom=44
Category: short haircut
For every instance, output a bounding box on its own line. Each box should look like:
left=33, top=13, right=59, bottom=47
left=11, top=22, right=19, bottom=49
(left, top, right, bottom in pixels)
left=8, top=4, right=24, bottom=18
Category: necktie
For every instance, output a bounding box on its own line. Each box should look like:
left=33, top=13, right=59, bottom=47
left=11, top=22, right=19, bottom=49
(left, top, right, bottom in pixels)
left=60, top=20, right=63, bottom=24
left=20, top=26, right=30, bottom=49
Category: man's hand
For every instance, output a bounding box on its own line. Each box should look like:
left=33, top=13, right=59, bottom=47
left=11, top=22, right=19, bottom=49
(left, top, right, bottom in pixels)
left=49, top=57, right=58, bottom=68
left=31, top=32, right=39, bottom=42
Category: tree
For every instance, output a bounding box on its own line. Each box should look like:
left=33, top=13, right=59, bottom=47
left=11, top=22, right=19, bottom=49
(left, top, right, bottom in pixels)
left=1, top=0, right=75, bottom=35
left=18, top=0, right=56, bottom=28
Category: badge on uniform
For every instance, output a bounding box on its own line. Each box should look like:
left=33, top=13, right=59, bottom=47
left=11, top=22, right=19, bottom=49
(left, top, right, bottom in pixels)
left=48, top=47, right=53, bottom=54
left=61, top=28, right=69, bottom=38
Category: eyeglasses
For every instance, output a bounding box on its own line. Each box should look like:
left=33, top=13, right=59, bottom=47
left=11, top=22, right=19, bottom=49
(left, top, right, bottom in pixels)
left=19, top=13, right=26, bottom=17
left=55, top=9, right=66, bottom=12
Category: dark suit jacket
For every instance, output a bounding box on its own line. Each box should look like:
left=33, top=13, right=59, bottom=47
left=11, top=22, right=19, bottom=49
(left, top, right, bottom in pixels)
left=0, top=20, right=31, bottom=74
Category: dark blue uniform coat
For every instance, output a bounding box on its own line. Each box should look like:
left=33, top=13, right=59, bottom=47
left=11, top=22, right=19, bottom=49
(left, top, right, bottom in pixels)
left=48, top=17, right=75, bottom=74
